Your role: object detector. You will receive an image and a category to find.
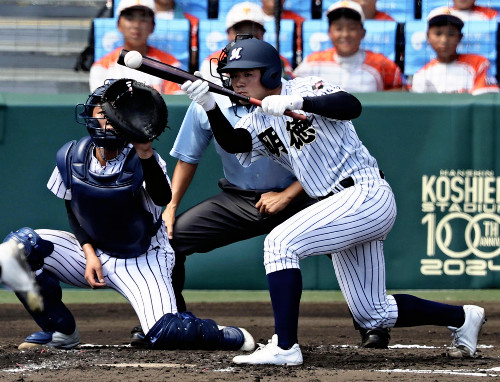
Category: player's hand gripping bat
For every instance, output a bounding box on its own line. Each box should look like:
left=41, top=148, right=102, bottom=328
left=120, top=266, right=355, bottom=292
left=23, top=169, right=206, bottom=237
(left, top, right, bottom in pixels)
left=117, top=49, right=307, bottom=121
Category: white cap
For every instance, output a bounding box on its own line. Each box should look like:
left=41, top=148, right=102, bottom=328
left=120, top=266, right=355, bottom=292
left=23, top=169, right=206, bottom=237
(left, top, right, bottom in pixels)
left=225, top=2, right=266, bottom=30
left=326, top=0, right=365, bottom=23
left=427, top=7, right=464, bottom=29
left=116, top=0, right=156, bottom=15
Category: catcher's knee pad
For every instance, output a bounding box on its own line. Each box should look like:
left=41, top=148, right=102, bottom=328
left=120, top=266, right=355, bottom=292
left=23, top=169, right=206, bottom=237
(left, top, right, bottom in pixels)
left=146, top=313, right=183, bottom=350
left=4, top=227, right=54, bottom=271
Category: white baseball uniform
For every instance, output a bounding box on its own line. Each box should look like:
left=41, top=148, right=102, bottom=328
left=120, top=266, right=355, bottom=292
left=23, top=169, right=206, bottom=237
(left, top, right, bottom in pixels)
left=234, top=77, right=399, bottom=328
left=39, top=144, right=176, bottom=333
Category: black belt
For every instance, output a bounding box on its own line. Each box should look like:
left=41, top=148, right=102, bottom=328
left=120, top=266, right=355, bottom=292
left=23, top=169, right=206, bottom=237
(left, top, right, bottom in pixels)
left=317, top=170, right=385, bottom=201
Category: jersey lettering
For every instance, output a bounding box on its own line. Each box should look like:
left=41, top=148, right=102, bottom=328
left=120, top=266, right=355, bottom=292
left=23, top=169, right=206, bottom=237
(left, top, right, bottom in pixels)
left=286, top=119, right=316, bottom=150
left=258, top=127, right=288, bottom=157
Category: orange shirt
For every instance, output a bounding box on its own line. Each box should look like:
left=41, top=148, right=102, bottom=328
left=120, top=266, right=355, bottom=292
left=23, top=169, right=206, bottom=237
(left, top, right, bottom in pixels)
left=373, top=11, right=395, bottom=21
left=294, top=48, right=403, bottom=92
left=411, top=54, right=499, bottom=95
left=89, top=46, right=183, bottom=94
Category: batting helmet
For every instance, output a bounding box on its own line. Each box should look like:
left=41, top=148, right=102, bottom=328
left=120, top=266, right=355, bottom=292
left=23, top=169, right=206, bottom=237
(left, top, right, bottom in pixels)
left=217, top=37, right=282, bottom=90
left=75, top=79, right=127, bottom=150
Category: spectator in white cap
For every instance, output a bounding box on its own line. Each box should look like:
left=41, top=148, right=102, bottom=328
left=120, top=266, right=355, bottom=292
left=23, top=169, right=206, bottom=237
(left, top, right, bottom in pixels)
left=199, top=1, right=293, bottom=84
left=411, top=7, right=499, bottom=95
left=89, top=0, right=183, bottom=94
left=430, top=0, right=497, bottom=21
left=293, top=0, right=405, bottom=92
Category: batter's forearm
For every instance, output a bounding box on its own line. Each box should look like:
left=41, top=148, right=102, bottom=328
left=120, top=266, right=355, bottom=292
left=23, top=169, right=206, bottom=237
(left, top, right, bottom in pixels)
left=281, top=180, right=305, bottom=201
left=206, top=105, right=253, bottom=154
left=302, top=92, right=362, bottom=120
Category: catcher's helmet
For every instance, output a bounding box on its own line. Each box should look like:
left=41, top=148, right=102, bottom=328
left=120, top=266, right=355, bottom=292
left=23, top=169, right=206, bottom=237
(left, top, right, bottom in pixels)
left=217, top=37, right=282, bottom=90
left=75, top=79, right=127, bottom=150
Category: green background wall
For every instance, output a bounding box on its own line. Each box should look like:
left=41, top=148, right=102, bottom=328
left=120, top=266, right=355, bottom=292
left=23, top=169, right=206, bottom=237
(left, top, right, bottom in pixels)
left=1, top=92, right=499, bottom=290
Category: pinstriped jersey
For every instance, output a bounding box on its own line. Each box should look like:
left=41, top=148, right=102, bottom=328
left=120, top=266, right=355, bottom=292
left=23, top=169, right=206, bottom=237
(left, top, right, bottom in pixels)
left=235, top=77, right=380, bottom=198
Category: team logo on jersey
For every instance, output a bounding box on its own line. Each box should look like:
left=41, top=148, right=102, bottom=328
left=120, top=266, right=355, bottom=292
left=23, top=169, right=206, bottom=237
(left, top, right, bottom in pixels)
left=229, top=47, right=243, bottom=61
left=258, top=127, right=288, bottom=157
left=286, top=118, right=316, bottom=150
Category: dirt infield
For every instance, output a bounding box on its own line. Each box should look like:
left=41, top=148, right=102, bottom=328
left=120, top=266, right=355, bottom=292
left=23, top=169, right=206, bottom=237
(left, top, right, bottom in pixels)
left=1, top=300, right=500, bottom=381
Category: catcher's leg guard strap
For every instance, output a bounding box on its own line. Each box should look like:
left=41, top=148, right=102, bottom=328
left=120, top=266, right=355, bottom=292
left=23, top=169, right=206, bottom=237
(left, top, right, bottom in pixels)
left=4, top=227, right=54, bottom=271
left=17, top=270, right=76, bottom=334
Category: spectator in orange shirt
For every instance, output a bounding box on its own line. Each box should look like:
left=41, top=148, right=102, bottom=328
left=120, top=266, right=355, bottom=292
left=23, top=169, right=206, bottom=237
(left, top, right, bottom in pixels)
left=411, top=8, right=499, bottom=95
left=293, top=0, right=404, bottom=92
left=200, top=2, right=294, bottom=84
left=431, top=0, right=498, bottom=21
left=89, top=0, right=183, bottom=94
left=154, top=0, right=199, bottom=71
left=352, top=0, right=395, bottom=20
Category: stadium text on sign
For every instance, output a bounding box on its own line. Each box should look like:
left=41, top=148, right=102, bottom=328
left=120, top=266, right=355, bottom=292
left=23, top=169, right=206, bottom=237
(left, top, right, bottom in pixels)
left=420, top=170, right=500, bottom=276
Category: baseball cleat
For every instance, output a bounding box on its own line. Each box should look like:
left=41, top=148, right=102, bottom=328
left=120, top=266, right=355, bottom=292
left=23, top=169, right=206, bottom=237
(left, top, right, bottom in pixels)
left=0, top=240, right=43, bottom=312
left=447, top=305, right=486, bottom=358
left=18, top=328, right=80, bottom=350
left=359, top=328, right=391, bottom=349
left=130, top=325, right=149, bottom=348
left=232, top=334, right=303, bottom=365
left=218, top=325, right=255, bottom=351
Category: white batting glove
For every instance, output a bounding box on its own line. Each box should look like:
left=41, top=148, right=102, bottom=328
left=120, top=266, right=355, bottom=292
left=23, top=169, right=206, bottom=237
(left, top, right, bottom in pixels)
left=181, top=74, right=216, bottom=111
left=261, top=95, right=304, bottom=116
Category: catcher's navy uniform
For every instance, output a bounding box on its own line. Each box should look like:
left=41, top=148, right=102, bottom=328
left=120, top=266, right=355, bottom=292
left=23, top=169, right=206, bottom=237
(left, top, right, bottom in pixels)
left=1, top=82, right=254, bottom=351
left=183, top=38, right=487, bottom=364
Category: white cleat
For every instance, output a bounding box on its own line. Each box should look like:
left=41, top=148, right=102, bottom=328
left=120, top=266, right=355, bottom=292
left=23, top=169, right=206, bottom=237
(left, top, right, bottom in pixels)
left=0, top=240, right=43, bottom=312
left=232, top=334, right=303, bottom=366
left=447, top=305, right=486, bottom=358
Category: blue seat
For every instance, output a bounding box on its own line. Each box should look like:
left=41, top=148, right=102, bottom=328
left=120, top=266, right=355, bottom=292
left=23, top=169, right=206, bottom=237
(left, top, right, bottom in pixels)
left=301, top=19, right=398, bottom=62
left=321, top=0, right=415, bottom=22
left=197, top=18, right=296, bottom=68
left=403, top=20, right=498, bottom=76
left=93, top=18, right=191, bottom=71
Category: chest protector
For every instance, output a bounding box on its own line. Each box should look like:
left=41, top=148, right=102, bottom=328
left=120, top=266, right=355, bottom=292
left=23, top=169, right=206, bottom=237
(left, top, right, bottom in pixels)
left=56, top=136, right=160, bottom=258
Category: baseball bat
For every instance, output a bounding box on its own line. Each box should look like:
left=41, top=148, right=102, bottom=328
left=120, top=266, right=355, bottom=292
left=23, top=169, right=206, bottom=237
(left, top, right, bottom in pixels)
left=117, top=49, right=306, bottom=121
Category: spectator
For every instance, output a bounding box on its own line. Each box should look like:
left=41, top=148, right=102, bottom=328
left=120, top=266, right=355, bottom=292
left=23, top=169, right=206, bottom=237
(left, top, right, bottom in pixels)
left=411, top=8, right=499, bottom=95
left=261, top=0, right=306, bottom=63
left=293, top=0, right=404, bottom=92
left=154, top=0, right=200, bottom=71
left=431, top=0, right=498, bottom=21
left=89, top=0, right=183, bottom=94
left=200, top=2, right=294, bottom=84
left=352, top=0, right=395, bottom=20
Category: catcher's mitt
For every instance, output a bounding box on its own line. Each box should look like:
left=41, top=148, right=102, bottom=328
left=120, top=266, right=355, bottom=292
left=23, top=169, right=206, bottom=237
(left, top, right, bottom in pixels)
left=101, top=78, right=168, bottom=143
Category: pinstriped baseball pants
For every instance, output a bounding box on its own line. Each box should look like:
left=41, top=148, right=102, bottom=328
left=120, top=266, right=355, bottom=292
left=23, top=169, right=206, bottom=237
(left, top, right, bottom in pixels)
left=263, top=179, right=399, bottom=329
left=34, top=229, right=177, bottom=333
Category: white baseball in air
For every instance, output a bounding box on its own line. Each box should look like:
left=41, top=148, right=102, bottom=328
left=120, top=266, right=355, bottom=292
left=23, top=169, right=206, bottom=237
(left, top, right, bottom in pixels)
left=124, top=50, right=143, bottom=69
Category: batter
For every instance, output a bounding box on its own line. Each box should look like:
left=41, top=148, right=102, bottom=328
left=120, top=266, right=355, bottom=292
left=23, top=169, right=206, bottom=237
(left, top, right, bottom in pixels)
left=181, top=37, right=486, bottom=365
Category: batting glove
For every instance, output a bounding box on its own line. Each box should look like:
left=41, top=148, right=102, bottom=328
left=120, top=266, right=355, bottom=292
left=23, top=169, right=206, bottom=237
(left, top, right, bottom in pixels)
left=261, top=95, right=304, bottom=117
left=181, top=72, right=215, bottom=111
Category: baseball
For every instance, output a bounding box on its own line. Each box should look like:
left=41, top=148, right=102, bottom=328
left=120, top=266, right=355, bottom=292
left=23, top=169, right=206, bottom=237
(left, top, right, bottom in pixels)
left=124, top=50, right=143, bottom=69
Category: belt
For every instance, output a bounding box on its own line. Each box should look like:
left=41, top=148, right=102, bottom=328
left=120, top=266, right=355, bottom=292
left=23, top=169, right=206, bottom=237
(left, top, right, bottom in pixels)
left=317, top=170, right=385, bottom=201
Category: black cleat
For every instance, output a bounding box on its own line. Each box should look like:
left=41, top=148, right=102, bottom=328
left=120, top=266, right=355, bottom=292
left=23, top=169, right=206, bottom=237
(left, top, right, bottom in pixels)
left=130, top=325, right=148, bottom=348
left=359, top=328, right=391, bottom=349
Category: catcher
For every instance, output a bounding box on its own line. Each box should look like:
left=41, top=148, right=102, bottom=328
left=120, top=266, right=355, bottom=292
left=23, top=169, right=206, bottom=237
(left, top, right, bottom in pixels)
left=1, top=79, right=254, bottom=352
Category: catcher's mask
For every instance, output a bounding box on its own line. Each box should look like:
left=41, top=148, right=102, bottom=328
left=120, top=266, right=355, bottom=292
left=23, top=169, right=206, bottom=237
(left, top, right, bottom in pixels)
left=217, top=36, right=282, bottom=90
left=75, top=79, right=127, bottom=150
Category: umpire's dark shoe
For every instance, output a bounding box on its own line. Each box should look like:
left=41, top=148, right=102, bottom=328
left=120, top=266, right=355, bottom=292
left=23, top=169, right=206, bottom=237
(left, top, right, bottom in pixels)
left=130, top=325, right=148, bottom=348
left=359, top=328, right=391, bottom=348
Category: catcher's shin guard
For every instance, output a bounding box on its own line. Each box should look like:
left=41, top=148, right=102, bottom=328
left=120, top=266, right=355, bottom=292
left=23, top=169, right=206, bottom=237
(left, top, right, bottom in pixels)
left=4, top=227, right=54, bottom=271
left=17, top=270, right=76, bottom=335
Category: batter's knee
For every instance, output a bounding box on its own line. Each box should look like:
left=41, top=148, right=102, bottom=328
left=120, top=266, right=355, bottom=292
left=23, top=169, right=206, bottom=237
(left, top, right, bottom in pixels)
left=4, top=227, right=54, bottom=271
